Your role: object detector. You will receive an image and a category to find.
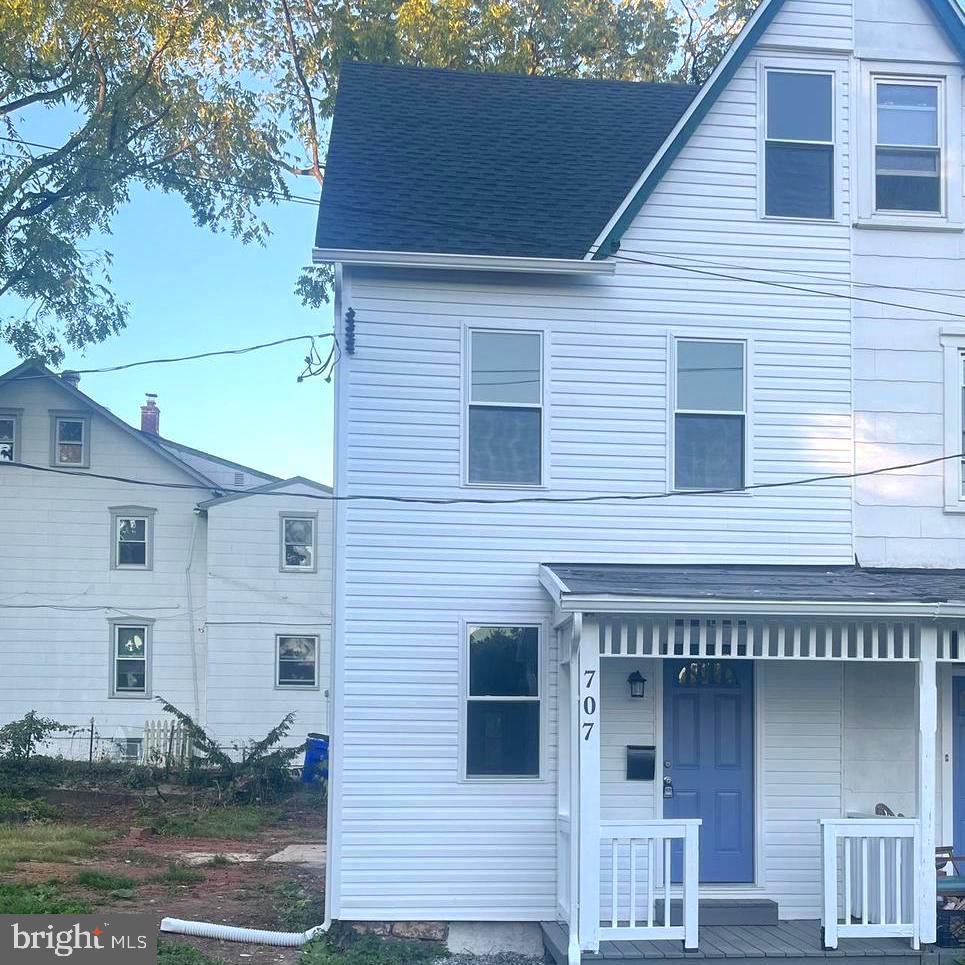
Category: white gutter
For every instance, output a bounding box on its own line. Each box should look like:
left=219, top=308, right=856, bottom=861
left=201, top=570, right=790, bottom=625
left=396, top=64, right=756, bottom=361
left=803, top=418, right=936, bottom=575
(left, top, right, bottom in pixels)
left=312, top=247, right=616, bottom=275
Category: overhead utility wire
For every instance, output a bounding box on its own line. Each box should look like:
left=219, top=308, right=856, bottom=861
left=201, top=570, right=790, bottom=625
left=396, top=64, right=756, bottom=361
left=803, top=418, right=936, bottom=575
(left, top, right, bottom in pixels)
left=3, top=451, right=962, bottom=506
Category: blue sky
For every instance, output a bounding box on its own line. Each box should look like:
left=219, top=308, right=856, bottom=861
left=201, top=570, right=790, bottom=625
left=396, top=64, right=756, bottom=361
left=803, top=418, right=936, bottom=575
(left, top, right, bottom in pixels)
left=0, top=178, right=335, bottom=485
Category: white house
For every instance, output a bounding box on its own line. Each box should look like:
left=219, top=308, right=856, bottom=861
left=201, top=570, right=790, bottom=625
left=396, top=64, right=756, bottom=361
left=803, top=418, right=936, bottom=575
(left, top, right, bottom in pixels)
left=313, top=0, right=965, bottom=957
left=0, top=360, right=332, bottom=758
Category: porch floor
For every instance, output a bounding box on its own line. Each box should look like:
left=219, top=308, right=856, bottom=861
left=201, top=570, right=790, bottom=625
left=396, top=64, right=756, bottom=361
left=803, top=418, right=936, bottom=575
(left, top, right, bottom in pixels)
left=541, top=921, right=932, bottom=965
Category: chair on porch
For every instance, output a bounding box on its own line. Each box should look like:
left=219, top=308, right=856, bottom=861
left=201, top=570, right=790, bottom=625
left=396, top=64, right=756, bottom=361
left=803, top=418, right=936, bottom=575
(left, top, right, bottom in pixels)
left=936, top=846, right=965, bottom=908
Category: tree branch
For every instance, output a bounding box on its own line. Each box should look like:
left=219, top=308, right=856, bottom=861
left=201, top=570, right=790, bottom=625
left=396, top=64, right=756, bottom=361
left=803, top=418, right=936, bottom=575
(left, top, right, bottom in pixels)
left=279, top=0, right=324, bottom=184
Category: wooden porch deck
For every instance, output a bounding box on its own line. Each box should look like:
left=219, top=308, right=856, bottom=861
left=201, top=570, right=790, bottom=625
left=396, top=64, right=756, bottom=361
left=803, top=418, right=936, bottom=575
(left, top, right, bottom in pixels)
left=541, top=921, right=933, bottom=965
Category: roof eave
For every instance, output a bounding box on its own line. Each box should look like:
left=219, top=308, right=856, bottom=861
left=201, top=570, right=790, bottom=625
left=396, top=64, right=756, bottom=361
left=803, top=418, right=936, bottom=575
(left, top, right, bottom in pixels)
left=313, top=247, right=616, bottom=275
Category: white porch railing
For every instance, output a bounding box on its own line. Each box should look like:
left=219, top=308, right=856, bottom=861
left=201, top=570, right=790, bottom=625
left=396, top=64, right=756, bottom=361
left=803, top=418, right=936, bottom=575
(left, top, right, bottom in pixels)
left=820, top=818, right=920, bottom=950
left=600, top=819, right=700, bottom=948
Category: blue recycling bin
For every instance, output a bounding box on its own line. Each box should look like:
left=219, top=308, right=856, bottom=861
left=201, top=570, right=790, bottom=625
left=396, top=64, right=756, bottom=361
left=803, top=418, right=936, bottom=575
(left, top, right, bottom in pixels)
left=302, top=733, right=329, bottom=783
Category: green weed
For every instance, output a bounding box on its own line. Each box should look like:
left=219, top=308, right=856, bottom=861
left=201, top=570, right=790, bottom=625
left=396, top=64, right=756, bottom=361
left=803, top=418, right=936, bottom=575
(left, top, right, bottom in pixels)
left=0, top=882, right=91, bottom=915
left=75, top=869, right=137, bottom=891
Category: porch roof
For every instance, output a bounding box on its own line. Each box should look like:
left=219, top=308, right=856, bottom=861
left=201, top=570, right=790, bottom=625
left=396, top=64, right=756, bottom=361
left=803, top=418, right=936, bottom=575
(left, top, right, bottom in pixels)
left=540, top=563, right=965, bottom=615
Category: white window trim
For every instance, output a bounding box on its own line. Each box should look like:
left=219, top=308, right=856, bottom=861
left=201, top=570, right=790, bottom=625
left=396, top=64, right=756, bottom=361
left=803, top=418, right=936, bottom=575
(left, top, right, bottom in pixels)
left=280, top=512, right=318, bottom=573
left=759, top=63, right=839, bottom=223
left=275, top=633, right=320, bottom=690
left=941, top=330, right=965, bottom=512
left=49, top=410, right=91, bottom=468
left=109, top=506, right=156, bottom=571
left=668, top=332, right=753, bottom=494
left=0, top=408, right=22, bottom=463
left=458, top=618, right=548, bottom=783
left=461, top=322, right=550, bottom=490
left=109, top=619, right=153, bottom=699
left=855, top=63, right=963, bottom=230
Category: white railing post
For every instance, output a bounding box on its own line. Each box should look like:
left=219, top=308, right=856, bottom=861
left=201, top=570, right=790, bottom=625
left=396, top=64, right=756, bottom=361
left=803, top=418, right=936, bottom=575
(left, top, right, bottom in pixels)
left=821, top=821, right=839, bottom=949
left=917, top=625, right=938, bottom=948
left=683, top=821, right=700, bottom=949
left=578, top=618, right=601, bottom=954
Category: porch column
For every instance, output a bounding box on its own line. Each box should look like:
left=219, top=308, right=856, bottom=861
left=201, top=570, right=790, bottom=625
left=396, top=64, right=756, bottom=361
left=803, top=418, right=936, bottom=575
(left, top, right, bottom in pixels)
left=578, top=616, right=601, bottom=953
left=917, top=625, right=938, bottom=947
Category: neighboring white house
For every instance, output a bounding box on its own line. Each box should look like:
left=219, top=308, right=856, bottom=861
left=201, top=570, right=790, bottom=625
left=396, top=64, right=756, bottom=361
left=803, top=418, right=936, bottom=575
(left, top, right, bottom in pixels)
left=0, top=360, right=332, bottom=758
left=314, top=0, right=965, bottom=958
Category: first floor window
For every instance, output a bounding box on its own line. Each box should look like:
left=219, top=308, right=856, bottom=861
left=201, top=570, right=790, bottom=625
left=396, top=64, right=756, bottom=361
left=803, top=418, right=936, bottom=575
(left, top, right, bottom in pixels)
left=113, top=624, right=149, bottom=696
left=281, top=515, right=316, bottom=571
left=467, top=329, right=543, bottom=486
left=111, top=509, right=154, bottom=568
left=875, top=79, right=942, bottom=214
left=277, top=635, right=318, bottom=687
left=53, top=415, right=88, bottom=466
left=764, top=70, right=834, bottom=219
left=673, top=338, right=746, bottom=491
left=466, top=625, right=540, bottom=777
left=0, top=415, right=15, bottom=461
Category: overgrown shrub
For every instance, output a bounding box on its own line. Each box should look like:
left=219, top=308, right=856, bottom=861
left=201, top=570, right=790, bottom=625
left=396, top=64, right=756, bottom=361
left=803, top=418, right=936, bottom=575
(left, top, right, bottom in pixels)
left=300, top=925, right=444, bottom=965
left=0, top=794, right=59, bottom=823
left=0, top=712, right=75, bottom=763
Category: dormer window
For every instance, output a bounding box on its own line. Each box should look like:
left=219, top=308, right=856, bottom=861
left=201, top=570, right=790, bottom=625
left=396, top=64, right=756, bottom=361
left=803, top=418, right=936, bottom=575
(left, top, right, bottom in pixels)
left=50, top=412, right=90, bottom=468
left=764, top=70, right=834, bottom=219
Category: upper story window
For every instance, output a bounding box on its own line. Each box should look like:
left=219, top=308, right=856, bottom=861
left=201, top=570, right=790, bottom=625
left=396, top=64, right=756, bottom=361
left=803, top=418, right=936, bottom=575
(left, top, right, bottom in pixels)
left=276, top=634, right=319, bottom=688
left=111, top=622, right=151, bottom=698
left=50, top=413, right=90, bottom=467
left=466, top=625, right=540, bottom=778
left=281, top=514, right=316, bottom=571
left=875, top=80, right=942, bottom=214
left=0, top=412, right=17, bottom=462
left=110, top=507, right=155, bottom=570
left=467, top=329, right=543, bottom=486
left=673, top=338, right=746, bottom=491
left=764, top=70, right=834, bottom=219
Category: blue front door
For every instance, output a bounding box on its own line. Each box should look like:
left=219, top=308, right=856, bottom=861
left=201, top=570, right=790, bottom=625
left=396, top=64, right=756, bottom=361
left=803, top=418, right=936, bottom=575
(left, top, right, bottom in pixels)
left=663, top=659, right=754, bottom=883
left=953, top=677, right=965, bottom=857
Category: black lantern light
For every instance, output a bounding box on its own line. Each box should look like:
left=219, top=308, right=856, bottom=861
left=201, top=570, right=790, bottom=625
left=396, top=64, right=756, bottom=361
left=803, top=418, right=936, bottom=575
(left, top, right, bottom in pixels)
left=627, top=671, right=647, bottom=699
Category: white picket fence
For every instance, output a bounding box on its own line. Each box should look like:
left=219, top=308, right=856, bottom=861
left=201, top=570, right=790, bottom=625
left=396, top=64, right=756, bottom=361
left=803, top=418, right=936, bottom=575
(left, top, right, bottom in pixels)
left=142, top=720, right=192, bottom=766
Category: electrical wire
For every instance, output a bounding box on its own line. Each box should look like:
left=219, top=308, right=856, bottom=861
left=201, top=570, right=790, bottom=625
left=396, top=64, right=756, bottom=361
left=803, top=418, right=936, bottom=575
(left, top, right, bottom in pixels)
left=2, top=450, right=961, bottom=505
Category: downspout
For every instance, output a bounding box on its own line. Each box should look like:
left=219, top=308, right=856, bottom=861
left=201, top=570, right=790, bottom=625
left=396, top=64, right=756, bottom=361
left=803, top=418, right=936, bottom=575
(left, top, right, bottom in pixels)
left=186, top=511, right=202, bottom=720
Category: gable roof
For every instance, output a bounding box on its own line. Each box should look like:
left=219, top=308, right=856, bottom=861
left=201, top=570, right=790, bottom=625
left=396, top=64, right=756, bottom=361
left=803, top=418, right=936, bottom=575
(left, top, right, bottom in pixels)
left=314, top=62, right=697, bottom=260
left=151, top=435, right=281, bottom=484
left=0, top=360, right=220, bottom=491
left=197, top=475, right=332, bottom=509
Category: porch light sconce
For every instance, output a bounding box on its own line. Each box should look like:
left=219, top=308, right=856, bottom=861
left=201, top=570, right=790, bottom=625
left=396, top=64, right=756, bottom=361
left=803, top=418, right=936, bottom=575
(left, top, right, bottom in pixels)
left=627, top=671, right=647, bottom=699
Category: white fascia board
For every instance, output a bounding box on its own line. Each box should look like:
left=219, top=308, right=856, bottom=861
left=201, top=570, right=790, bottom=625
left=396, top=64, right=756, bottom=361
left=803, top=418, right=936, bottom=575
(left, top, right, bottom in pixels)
left=556, top=596, right=965, bottom=619
left=538, top=563, right=570, bottom=605
left=312, top=247, right=616, bottom=275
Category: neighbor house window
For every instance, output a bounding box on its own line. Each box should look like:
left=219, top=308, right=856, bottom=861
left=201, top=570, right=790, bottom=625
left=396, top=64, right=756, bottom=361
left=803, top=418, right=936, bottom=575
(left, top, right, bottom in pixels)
left=111, top=623, right=150, bottom=697
left=276, top=635, right=319, bottom=688
left=467, top=329, right=543, bottom=486
left=0, top=412, right=18, bottom=462
left=673, top=339, right=746, bottom=491
left=280, top=514, right=316, bottom=571
left=50, top=413, right=89, bottom=467
left=765, top=70, right=834, bottom=218
left=875, top=79, right=942, bottom=213
left=466, top=625, right=540, bottom=778
left=941, top=335, right=965, bottom=510
left=110, top=508, right=155, bottom=569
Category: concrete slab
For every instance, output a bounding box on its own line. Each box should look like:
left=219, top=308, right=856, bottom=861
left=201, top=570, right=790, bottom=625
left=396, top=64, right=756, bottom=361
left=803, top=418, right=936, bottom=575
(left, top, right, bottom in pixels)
left=265, top=844, right=327, bottom=868
left=178, top=852, right=259, bottom=865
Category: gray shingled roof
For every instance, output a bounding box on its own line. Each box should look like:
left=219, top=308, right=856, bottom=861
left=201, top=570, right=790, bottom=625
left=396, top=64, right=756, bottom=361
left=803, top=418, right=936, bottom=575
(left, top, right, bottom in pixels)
left=544, top=564, right=965, bottom=604
left=315, top=62, right=698, bottom=259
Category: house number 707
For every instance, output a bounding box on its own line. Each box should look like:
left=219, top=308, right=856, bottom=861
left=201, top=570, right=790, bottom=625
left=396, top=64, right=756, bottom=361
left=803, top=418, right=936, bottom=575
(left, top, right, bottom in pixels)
left=582, top=669, right=597, bottom=740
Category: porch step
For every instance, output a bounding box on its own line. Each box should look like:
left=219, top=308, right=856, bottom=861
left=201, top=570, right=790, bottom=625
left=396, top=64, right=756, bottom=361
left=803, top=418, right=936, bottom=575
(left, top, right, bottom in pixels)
left=654, top=898, right=780, bottom=927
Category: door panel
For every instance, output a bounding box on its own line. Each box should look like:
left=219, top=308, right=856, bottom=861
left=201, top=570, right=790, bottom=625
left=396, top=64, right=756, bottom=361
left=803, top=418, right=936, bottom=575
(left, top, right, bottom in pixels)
left=664, top=659, right=754, bottom=883
left=954, top=677, right=965, bottom=858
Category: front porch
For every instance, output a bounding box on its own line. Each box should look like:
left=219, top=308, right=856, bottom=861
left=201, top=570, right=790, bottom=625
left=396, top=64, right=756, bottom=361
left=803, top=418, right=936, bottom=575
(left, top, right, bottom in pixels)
left=540, top=563, right=965, bottom=965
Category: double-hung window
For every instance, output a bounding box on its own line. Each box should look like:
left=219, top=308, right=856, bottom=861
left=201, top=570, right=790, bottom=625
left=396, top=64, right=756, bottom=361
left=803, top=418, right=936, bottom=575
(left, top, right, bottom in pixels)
left=51, top=413, right=89, bottom=467
left=111, top=623, right=150, bottom=697
left=673, top=339, right=746, bottom=491
left=875, top=79, right=942, bottom=214
left=467, top=330, right=543, bottom=486
left=764, top=70, right=834, bottom=219
left=281, top=514, right=316, bottom=571
left=465, top=625, right=540, bottom=778
left=110, top=508, right=154, bottom=569
left=0, top=413, right=17, bottom=462
left=276, top=635, right=319, bottom=688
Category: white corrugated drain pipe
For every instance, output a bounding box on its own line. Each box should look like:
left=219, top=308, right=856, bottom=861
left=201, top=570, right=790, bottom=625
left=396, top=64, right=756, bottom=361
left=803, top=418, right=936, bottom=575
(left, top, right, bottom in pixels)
left=160, top=918, right=327, bottom=947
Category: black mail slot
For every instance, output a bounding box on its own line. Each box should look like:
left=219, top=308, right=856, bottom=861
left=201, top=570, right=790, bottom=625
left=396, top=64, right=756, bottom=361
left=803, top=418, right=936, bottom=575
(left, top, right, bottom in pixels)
left=626, top=744, right=655, bottom=781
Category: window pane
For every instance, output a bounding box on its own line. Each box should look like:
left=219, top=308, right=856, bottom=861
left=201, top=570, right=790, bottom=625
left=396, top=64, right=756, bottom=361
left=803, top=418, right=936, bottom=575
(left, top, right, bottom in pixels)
left=471, top=331, right=541, bottom=405
left=0, top=419, right=12, bottom=442
left=767, top=71, right=833, bottom=141
left=285, top=543, right=313, bottom=567
left=57, top=420, right=83, bottom=443
left=876, top=149, right=941, bottom=212
left=877, top=84, right=938, bottom=146
left=0, top=443, right=12, bottom=462
left=284, top=519, right=313, bottom=545
left=118, top=542, right=146, bottom=565
left=468, top=406, right=541, bottom=484
left=116, top=628, right=145, bottom=658
left=58, top=443, right=83, bottom=464
left=279, top=636, right=317, bottom=661
left=279, top=661, right=316, bottom=684
left=676, top=341, right=744, bottom=412
left=119, top=519, right=146, bottom=542
left=765, top=142, right=834, bottom=218
left=467, top=701, right=539, bottom=776
left=469, top=626, right=539, bottom=697
left=115, top=661, right=146, bottom=692
left=674, top=414, right=745, bottom=490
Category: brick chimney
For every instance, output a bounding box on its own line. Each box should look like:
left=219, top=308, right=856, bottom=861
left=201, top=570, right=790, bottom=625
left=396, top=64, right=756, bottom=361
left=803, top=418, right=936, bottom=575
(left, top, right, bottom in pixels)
left=140, top=393, right=160, bottom=435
